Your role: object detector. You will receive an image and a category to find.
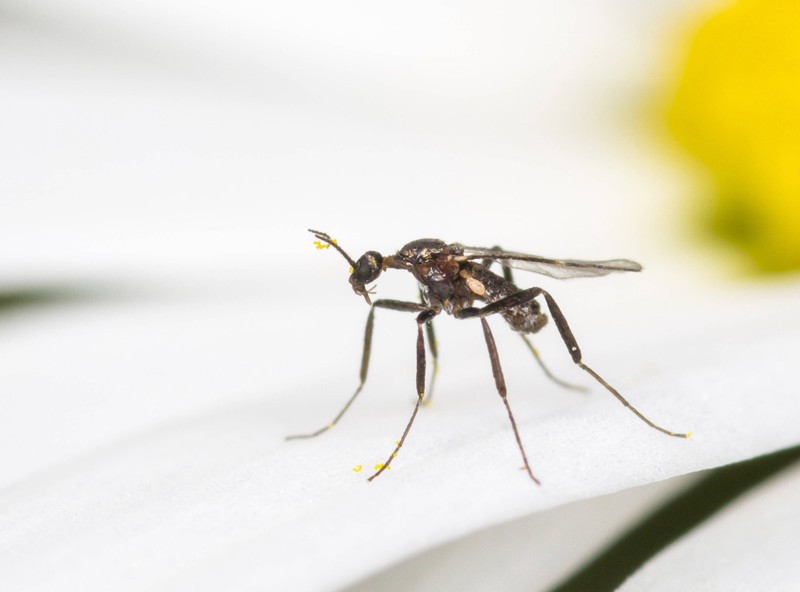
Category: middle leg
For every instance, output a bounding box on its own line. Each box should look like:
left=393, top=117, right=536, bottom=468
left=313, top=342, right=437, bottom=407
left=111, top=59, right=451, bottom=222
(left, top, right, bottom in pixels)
left=482, top=247, right=584, bottom=392
left=480, top=317, right=541, bottom=485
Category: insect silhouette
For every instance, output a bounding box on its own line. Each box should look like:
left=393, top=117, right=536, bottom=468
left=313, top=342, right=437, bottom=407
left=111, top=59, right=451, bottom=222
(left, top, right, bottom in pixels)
left=288, top=229, right=690, bottom=484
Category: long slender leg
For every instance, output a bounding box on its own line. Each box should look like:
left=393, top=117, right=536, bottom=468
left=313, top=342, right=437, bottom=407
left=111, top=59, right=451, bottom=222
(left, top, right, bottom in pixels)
left=419, top=289, right=440, bottom=405
left=519, top=334, right=588, bottom=392
left=455, top=288, right=690, bottom=439
left=538, top=291, right=690, bottom=438
left=483, top=248, right=584, bottom=392
left=481, top=317, right=541, bottom=485
left=368, top=309, right=436, bottom=481
left=286, top=299, right=428, bottom=440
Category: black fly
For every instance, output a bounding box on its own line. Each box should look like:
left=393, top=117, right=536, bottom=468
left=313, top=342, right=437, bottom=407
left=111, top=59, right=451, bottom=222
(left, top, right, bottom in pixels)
left=288, top=229, right=690, bottom=484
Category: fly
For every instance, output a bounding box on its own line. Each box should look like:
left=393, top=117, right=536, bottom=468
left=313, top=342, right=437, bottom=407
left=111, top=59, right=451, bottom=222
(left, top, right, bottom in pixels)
left=287, top=229, right=690, bottom=485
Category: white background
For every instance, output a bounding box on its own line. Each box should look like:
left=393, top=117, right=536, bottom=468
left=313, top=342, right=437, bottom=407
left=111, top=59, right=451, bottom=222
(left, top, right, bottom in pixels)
left=2, top=1, right=799, bottom=590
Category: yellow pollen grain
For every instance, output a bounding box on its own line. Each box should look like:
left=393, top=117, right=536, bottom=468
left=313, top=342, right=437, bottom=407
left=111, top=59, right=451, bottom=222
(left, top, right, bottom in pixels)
left=353, top=464, right=363, bottom=473
left=313, top=238, right=337, bottom=250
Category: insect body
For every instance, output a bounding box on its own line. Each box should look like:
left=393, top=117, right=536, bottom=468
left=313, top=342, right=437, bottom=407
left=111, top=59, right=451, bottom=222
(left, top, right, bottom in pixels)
left=288, top=229, right=690, bottom=485
left=392, top=238, right=547, bottom=331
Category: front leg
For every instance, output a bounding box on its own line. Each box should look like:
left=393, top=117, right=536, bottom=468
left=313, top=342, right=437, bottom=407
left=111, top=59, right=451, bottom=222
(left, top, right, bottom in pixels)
left=286, top=299, right=429, bottom=440
left=369, top=308, right=438, bottom=481
left=419, top=288, right=440, bottom=405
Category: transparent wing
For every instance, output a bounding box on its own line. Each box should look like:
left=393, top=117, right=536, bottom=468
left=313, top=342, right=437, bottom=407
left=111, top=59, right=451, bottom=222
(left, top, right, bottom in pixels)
left=461, top=247, right=642, bottom=279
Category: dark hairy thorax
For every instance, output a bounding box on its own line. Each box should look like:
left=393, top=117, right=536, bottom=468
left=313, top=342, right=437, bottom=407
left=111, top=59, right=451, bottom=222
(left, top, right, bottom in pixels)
left=390, top=239, right=548, bottom=334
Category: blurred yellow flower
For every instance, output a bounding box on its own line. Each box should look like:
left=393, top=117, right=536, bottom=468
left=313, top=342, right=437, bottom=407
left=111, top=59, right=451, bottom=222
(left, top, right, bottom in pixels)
left=668, top=0, right=800, bottom=273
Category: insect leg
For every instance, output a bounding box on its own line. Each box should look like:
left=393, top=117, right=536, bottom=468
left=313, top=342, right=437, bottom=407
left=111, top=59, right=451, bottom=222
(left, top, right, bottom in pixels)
left=519, top=334, right=588, bottom=393
left=369, top=308, right=437, bottom=481
left=457, top=288, right=690, bottom=439
left=538, top=290, right=690, bottom=438
left=483, top=249, right=584, bottom=392
left=286, top=299, right=429, bottom=440
left=480, top=317, right=541, bottom=485
left=419, top=288, right=439, bottom=405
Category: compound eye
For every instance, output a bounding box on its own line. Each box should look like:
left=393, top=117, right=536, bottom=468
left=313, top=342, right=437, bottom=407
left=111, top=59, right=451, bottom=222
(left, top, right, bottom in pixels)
left=351, top=251, right=383, bottom=284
